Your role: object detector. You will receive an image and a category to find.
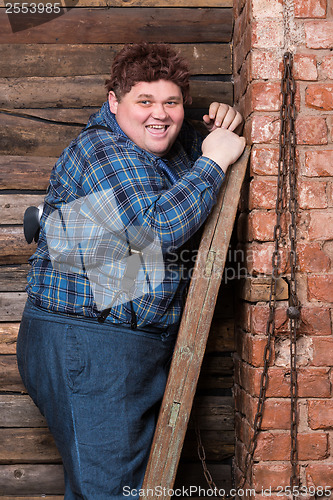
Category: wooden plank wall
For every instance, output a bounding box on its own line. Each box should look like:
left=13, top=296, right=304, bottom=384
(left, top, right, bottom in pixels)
left=0, top=0, right=235, bottom=496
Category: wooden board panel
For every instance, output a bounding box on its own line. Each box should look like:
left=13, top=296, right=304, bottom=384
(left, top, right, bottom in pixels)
left=0, top=0, right=233, bottom=6
left=0, top=395, right=46, bottom=427
left=0, top=43, right=232, bottom=77
left=0, top=428, right=61, bottom=463
left=0, top=114, right=82, bottom=157
left=0, top=227, right=36, bottom=265
left=0, top=464, right=64, bottom=495
left=1, top=78, right=232, bottom=109
left=0, top=323, right=20, bottom=354
left=142, top=147, right=251, bottom=498
left=0, top=355, right=26, bottom=392
left=0, top=156, right=56, bottom=190
left=0, top=8, right=232, bottom=44
left=0, top=266, right=30, bottom=291
left=0, top=195, right=45, bottom=225
left=0, top=292, right=27, bottom=321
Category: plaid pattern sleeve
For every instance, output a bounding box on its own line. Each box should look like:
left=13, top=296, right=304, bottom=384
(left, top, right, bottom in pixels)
left=26, top=102, right=225, bottom=329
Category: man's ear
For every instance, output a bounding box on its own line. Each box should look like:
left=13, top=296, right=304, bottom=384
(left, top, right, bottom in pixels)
left=108, top=91, right=119, bottom=114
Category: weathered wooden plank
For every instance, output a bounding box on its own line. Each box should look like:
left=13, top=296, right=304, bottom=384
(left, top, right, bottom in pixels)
left=0, top=465, right=64, bottom=495
left=0, top=355, right=26, bottom=392
left=0, top=292, right=27, bottom=321
left=0, top=114, right=82, bottom=157
left=0, top=8, right=233, bottom=44
left=0, top=156, right=56, bottom=190
left=0, top=323, right=20, bottom=354
left=0, top=195, right=45, bottom=225
left=0, top=497, right=63, bottom=500
left=0, top=428, right=61, bottom=463
left=0, top=265, right=30, bottom=291
left=1, top=78, right=232, bottom=109
left=206, top=318, right=235, bottom=353
left=0, top=227, right=35, bottom=265
left=0, top=0, right=233, bottom=6
left=142, top=148, right=250, bottom=498
left=0, top=43, right=232, bottom=77
left=0, top=395, right=46, bottom=427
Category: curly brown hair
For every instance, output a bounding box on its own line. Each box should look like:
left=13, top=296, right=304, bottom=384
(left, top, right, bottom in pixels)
left=105, top=42, right=192, bottom=104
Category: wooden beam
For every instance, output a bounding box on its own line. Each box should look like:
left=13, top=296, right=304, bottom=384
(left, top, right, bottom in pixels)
left=0, top=8, right=232, bottom=44
left=141, top=147, right=251, bottom=499
left=0, top=0, right=233, bottom=6
left=0, top=156, right=56, bottom=190
left=1, top=78, right=232, bottom=109
left=0, top=464, right=64, bottom=495
left=0, top=43, right=232, bottom=77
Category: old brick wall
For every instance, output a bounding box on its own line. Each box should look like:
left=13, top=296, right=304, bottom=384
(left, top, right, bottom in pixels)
left=233, top=0, right=333, bottom=495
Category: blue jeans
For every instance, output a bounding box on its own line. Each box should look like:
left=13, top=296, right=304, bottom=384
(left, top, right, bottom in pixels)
left=17, top=299, right=177, bottom=499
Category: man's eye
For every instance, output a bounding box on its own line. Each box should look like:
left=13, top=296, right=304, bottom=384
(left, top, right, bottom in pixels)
left=166, top=101, right=177, bottom=106
left=139, top=100, right=151, bottom=105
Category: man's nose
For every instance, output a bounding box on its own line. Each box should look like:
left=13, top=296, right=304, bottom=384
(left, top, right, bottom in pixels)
left=152, top=104, right=168, bottom=120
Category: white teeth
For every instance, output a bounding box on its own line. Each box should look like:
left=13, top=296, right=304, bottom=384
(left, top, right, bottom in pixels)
left=147, top=125, right=165, bottom=129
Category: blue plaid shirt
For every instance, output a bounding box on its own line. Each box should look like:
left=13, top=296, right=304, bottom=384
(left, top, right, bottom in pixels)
left=27, top=102, right=224, bottom=329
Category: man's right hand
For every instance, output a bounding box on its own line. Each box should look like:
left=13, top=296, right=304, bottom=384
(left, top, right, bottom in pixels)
left=201, top=128, right=246, bottom=173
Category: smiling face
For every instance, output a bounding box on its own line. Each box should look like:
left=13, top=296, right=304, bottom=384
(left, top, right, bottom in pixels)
left=108, top=80, right=185, bottom=157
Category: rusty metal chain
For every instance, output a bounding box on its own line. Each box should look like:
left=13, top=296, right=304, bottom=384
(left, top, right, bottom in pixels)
left=238, top=52, right=300, bottom=495
left=195, top=414, right=225, bottom=499
left=196, top=52, right=300, bottom=499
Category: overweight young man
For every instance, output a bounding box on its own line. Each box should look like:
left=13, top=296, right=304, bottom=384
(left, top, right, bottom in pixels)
left=17, top=42, right=246, bottom=499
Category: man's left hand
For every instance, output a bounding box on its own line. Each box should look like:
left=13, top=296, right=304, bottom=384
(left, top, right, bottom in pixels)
left=203, top=103, right=243, bottom=133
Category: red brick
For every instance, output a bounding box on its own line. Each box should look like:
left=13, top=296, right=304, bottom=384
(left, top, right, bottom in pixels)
left=308, top=275, right=333, bottom=303
left=261, top=399, right=291, bottom=430
left=252, top=0, right=283, bottom=18
left=298, top=367, right=331, bottom=397
left=249, top=178, right=277, bottom=209
left=298, top=242, right=331, bottom=272
left=245, top=242, right=288, bottom=276
left=250, top=82, right=281, bottom=112
left=253, top=463, right=292, bottom=490
left=251, top=147, right=279, bottom=176
left=252, top=20, right=284, bottom=49
left=308, top=210, right=333, bottom=240
left=250, top=50, right=282, bottom=80
left=247, top=210, right=276, bottom=241
left=246, top=115, right=281, bottom=145
left=294, top=0, right=327, bottom=18
left=306, top=84, right=333, bottom=111
left=299, top=305, right=332, bottom=336
left=298, top=179, right=328, bottom=209
left=308, top=400, right=333, bottom=429
left=293, top=53, right=318, bottom=80
left=303, top=150, right=333, bottom=177
left=235, top=328, right=272, bottom=367
left=306, top=463, right=333, bottom=488
left=312, top=337, right=333, bottom=366
left=296, top=116, right=328, bottom=145
left=233, top=0, right=250, bottom=47
left=320, top=54, right=333, bottom=80
left=305, top=21, right=333, bottom=49
left=251, top=304, right=289, bottom=336
left=255, top=431, right=328, bottom=461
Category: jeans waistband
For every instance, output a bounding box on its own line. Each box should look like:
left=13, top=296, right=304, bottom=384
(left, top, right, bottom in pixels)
left=24, top=298, right=179, bottom=338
